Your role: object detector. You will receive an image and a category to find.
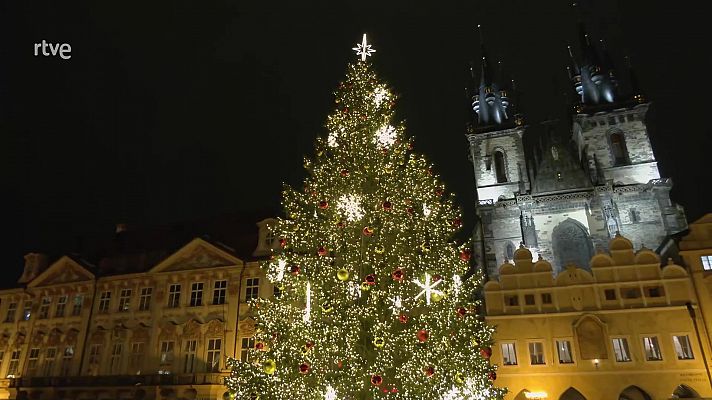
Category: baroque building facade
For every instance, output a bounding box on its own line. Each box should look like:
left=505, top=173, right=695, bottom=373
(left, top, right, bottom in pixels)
left=484, top=216, right=712, bottom=400
left=0, top=218, right=280, bottom=400
left=466, top=24, right=687, bottom=280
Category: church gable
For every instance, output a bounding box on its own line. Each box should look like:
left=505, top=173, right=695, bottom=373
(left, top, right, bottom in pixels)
left=150, top=238, right=242, bottom=273
left=27, top=256, right=95, bottom=288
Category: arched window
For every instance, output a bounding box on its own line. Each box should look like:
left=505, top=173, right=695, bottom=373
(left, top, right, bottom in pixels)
left=619, top=386, right=652, bottom=400
left=505, top=242, right=515, bottom=261
left=494, top=150, right=507, bottom=183
left=552, top=218, right=594, bottom=274
left=560, top=387, right=587, bottom=400
left=610, top=132, right=629, bottom=166
left=672, top=384, right=699, bottom=398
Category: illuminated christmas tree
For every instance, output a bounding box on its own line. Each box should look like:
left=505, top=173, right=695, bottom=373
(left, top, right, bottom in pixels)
left=225, top=34, right=506, bottom=400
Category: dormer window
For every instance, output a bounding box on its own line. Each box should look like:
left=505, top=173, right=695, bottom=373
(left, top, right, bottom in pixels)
left=265, top=229, right=276, bottom=248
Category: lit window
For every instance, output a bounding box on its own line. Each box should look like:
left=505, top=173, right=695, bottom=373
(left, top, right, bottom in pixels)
left=98, top=291, right=111, bottom=313
left=245, top=278, right=260, bottom=301
left=118, top=289, right=132, bottom=312
left=39, top=297, right=51, bottom=319
left=4, top=302, right=17, bottom=323
left=529, top=342, right=545, bottom=365
left=109, top=343, right=123, bottom=374
left=541, top=293, right=552, bottom=304
left=212, top=280, right=227, bottom=305
left=23, top=300, right=32, bottom=320
left=190, top=283, right=204, bottom=307
left=524, top=294, right=535, bottom=306
left=60, top=345, right=74, bottom=376
left=183, top=340, right=197, bottom=373
left=206, top=339, right=222, bottom=372
left=673, top=335, right=694, bottom=360
left=643, top=336, right=663, bottom=361
left=71, top=295, right=83, bottom=316
left=139, top=288, right=152, bottom=311
left=501, top=342, right=517, bottom=365
left=42, top=348, right=56, bottom=376
left=26, top=348, right=40, bottom=376
left=612, top=338, right=632, bottom=362
left=701, top=256, right=712, bottom=271
left=556, top=340, right=573, bottom=364
left=56, top=295, right=68, bottom=317
left=168, top=284, right=181, bottom=308
left=7, top=349, right=21, bottom=377
left=159, top=341, right=175, bottom=373
left=129, top=342, right=144, bottom=374
left=240, top=337, right=255, bottom=362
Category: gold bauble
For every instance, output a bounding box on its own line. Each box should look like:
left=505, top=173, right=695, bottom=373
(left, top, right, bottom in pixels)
left=337, top=268, right=350, bottom=281
left=263, top=359, right=276, bottom=375
left=431, top=292, right=444, bottom=302
left=374, top=245, right=385, bottom=255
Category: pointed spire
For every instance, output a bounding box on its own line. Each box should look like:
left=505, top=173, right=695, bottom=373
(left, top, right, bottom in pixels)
left=625, top=55, right=646, bottom=103
left=477, top=24, right=493, bottom=88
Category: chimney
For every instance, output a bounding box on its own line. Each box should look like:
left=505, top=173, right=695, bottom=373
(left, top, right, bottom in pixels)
left=18, top=253, right=49, bottom=284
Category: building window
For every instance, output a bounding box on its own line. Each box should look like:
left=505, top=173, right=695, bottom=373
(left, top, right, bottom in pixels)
left=494, top=150, right=507, bottom=183
left=646, top=287, right=664, bottom=298
left=42, top=348, right=56, bottom=376
left=87, top=344, right=102, bottom=375
left=118, top=289, right=132, bottom=312
left=183, top=340, right=197, bottom=373
left=23, top=300, right=33, bottom=320
left=56, top=295, right=68, bottom=317
left=206, top=339, right=222, bottom=372
left=99, top=291, right=111, bottom=313
left=265, top=229, right=276, bottom=248
left=159, top=341, right=175, bottom=373
left=7, top=349, right=21, bottom=377
left=541, top=293, right=552, bottom=304
left=505, top=295, right=518, bottom=307
left=4, top=302, right=17, bottom=323
left=643, top=336, right=663, bottom=361
left=168, top=284, right=181, bottom=308
left=501, top=343, right=517, bottom=365
left=604, top=289, right=617, bottom=301
left=524, top=294, right=535, bottom=306
left=190, top=283, right=204, bottom=307
left=622, top=287, right=641, bottom=299
left=612, top=337, right=632, bottom=362
left=556, top=340, right=573, bottom=364
left=60, top=346, right=74, bottom=376
left=138, top=288, right=152, bottom=311
left=701, top=255, right=712, bottom=271
left=26, top=348, right=40, bottom=376
left=129, top=342, right=144, bottom=374
left=39, top=297, right=51, bottom=319
left=240, top=337, right=255, bottom=362
left=245, top=278, right=260, bottom=301
left=71, top=295, right=83, bottom=316
left=528, top=342, right=545, bottom=365
left=629, top=208, right=641, bottom=223
left=673, top=335, right=694, bottom=360
left=610, top=132, right=629, bottom=166
left=273, top=285, right=282, bottom=298
left=0, top=351, right=4, bottom=373
left=212, top=280, right=227, bottom=305
left=109, top=343, right=123, bottom=374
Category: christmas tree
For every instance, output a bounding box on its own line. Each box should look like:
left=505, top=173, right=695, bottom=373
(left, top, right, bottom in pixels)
left=225, top=34, right=506, bottom=400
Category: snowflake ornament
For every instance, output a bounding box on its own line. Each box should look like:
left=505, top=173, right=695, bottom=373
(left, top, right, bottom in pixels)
left=373, top=86, right=389, bottom=107
left=423, top=204, right=432, bottom=218
left=374, top=124, right=397, bottom=148
left=325, top=385, right=338, bottom=400
left=388, top=296, right=403, bottom=315
left=327, top=132, right=339, bottom=148
left=337, top=194, right=365, bottom=222
left=413, top=273, right=444, bottom=306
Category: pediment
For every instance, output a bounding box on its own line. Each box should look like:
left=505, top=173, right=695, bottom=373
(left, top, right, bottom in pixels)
left=27, top=256, right=95, bottom=288
left=150, top=237, right=242, bottom=273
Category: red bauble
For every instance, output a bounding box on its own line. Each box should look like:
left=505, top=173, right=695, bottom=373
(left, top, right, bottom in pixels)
left=406, top=207, right=414, bottom=215
left=382, top=388, right=389, bottom=394
left=382, top=201, right=392, bottom=211
left=417, top=329, right=429, bottom=342
left=362, top=226, right=374, bottom=236
left=488, top=371, right=497, bottom=381
left=337, top=360, right=343, bottom=369
left=336, top=221, right=345, bottom=228
left=340, top=169, right=349, bottom=177
left=391, top=268, right=404, bottom=282
left=391, top=387, right=398, bottom=393
left=398, top=314, right=409, bottom=324
left=435, top=188, right=444, bottom=196
left=371, top=375, right=383, bottom=386
left=318, top=200, right=329, bottom=209
left=318, top=247, right=328, bottom=256
left=305, top=341, right=314, bottom=350
left=457, top=307, right=467, bottom=317
left=452, top=218, right=462, bottom=228
left=460, top=249, right=472, bottom=262
left=255, top=342, right=265, bottom=350
left=424, top=366, right=435, bottom=377
left=432, top=274, right=442, bottom=282
left=364, top=274, right=376, bottom=285
left=290, top=265, right=301, bottom=275
left=279, top=238, right=287, bottom=248
left=299, top=363, right=310, bottom=374
left=407, top=142, right=414, bottom=150
left=480, top=347, right=492, bottom=359
left=342, top=107, right=349, bottom=114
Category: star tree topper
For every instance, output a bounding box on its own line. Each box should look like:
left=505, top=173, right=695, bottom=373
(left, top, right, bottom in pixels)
left=353, top=33, right=376, bottom=62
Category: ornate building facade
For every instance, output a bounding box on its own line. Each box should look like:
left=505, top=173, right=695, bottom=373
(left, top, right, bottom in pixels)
left=0, top=218, right=280, bottom=400
left=466, top=24, right=688, bottom=280
left=484, top=216, right=712, bottom=400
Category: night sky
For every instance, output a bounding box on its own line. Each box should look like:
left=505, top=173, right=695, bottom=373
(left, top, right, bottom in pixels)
left=2, top=1, right=710, bottom=279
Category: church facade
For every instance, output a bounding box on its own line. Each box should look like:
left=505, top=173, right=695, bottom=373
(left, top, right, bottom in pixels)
left=466, top=23, right=688, bottom=280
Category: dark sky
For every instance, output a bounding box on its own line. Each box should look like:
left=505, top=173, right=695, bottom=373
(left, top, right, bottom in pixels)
left=2, top=1, right=711, bottom=278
